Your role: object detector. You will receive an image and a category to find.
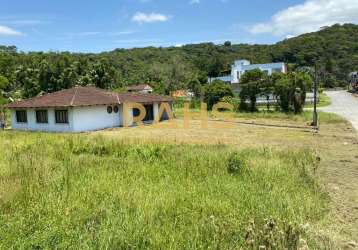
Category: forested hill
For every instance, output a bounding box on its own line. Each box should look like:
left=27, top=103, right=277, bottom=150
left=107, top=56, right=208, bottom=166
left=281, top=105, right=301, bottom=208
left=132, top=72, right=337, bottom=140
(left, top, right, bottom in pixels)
left=0, top=23, right=358, bottom=100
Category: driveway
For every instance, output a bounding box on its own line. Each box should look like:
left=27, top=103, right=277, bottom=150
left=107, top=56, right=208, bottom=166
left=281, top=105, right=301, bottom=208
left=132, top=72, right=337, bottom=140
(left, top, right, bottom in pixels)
left=321, top=91, right=358, bottom=131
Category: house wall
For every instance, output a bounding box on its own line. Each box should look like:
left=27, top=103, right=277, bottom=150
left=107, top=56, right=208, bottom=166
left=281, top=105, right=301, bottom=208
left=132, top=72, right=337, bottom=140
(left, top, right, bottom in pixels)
left=11, top=108, right=74, bottom=132
left=232, top=62, right=286, bottom=84
left=72, top=105, right=122, bottom=132
left=210, top=61, right=287, bottom=85
left=10, top=102, right=168, bottom=132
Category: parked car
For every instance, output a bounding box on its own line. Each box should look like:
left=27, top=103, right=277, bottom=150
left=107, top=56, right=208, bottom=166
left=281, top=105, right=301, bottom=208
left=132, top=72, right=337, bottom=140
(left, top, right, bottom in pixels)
left=349, top=72, right=358, bottom=93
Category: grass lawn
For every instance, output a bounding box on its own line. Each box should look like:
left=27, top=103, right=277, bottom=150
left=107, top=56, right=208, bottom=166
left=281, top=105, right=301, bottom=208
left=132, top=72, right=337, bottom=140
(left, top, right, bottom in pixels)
left=305, top=92, right=332, bottom=108
left=174, top=105, right=342, bottom=128
left=1, top=111, right=357, bottom=249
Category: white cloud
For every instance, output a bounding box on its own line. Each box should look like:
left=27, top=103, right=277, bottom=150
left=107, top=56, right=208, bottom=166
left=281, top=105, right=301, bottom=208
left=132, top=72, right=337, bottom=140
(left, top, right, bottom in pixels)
left=132, top=12, right=170, bottom=23
left=110, top=31, right=137, bottom=36
left=250, top=0, right=358, bottom=37
left=0, top=25, right=23, bottom=36
left=189, top=0, right=200, bottom=4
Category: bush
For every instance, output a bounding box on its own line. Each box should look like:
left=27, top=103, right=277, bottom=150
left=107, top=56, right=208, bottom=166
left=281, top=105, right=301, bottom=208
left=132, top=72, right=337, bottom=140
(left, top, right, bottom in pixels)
left=204, top=80, right=234, bottom=110
left=220, top=96, right=240, bottom=111
left=227, top=152, right=248, bottom=175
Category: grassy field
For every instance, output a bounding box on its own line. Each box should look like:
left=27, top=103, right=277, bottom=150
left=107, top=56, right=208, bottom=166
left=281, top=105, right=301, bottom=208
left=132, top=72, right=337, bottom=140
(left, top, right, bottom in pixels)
left=174, top=106, right=342, bottom=128
left=0, top=132, right=329, bottom=249
left=1, top=110, right=357, bottom=249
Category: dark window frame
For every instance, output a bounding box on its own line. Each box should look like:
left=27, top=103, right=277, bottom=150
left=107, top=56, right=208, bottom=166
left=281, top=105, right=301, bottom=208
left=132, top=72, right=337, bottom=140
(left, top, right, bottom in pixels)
left=55, top=110, right=69, bottom=124
left=107, top=106, right=113, bottom=114
left=16, top=110, right=27, bottom=123
left=36, top=110, right=48, bottom=124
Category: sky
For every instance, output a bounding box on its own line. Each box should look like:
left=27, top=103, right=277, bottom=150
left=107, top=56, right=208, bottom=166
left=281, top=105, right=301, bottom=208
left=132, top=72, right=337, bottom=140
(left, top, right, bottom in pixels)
left=0, top=0, right=358, bottom=52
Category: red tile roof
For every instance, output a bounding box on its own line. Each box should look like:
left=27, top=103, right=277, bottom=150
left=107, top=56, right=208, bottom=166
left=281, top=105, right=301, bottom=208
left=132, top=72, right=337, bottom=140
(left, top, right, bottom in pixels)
left=5, top=86, right=173, bottom=109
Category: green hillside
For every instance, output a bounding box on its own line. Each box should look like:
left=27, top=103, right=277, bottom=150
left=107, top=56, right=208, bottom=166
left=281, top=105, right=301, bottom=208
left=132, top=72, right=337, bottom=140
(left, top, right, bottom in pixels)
left=0, top=23, right=357, bottom=99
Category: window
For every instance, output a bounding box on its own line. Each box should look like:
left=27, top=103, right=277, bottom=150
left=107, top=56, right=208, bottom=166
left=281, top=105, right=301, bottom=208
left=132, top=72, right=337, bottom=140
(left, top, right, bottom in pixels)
left=113, top=105, right=119, bottom=113
left=272, top=68, right=282, bottom=73
left=16, top=110, right=27, bottom=123
left=133, top=108, right=140, bottom=117
left=55, top=110, right=68, bottom=124
left=36, top=110, right=48, bottom=123
left=107, top=106, right=113, bottom=114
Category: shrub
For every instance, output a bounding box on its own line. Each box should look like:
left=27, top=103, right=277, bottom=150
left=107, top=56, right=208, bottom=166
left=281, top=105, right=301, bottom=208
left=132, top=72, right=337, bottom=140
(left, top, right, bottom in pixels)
left=204, top=80, right=234, bottom=110
left=220, top=96, right=240, bottom=111
left=245, top=218, right=303, bottom=249
left=227, top=152, right=248, bottom=175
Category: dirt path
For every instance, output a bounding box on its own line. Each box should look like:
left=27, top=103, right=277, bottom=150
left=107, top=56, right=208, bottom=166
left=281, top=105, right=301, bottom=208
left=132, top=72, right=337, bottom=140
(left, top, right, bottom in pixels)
left=317, top=90, right=358, bottom=248
left=321, top=91, right=358, bottom=132
left=315, top=124, right=358, bottom=249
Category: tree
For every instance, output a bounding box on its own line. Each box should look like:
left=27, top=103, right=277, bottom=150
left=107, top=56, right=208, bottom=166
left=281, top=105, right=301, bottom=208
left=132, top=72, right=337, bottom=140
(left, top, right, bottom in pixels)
left=0, top=75, right=9, bottom=90
left=274, top=76, right=292, bottom=112
left=0, top=23, right=357, bottom=100
left=16, top=66, right=41, bottom=98
left=239, top=69, right=267, bottom=112
left=90, top=60, right=115, bottom=89
left=38, top=60, right=53, bottom=92
left=274, top=72, right=312, bottom=113
left=0, top=75, right=9, bottom=108
left=224, top=41, right=232, bottom=47
left=262, top=74, right=275, bottom=111
left=188, top=77, right=202, bottom=97
left=204, top=80, right=233, bottom=110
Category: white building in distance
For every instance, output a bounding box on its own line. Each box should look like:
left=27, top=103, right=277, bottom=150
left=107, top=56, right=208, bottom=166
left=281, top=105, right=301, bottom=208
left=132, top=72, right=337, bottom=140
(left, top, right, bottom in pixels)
left=209, top=59, right=287, bottom=84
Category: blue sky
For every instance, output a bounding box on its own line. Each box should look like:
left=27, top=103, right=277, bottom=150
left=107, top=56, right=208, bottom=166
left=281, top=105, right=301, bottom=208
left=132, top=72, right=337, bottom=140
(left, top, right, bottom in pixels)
left=0, top=0, right=357, bottom=52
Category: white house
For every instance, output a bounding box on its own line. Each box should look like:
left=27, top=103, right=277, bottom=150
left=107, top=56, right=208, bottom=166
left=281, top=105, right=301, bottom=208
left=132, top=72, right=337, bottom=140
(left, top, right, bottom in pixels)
left=210, top=59, right=287, bottom=84
left=126, top=84, right=153, bottom=94
left=5, top=86, right=173, bottom=132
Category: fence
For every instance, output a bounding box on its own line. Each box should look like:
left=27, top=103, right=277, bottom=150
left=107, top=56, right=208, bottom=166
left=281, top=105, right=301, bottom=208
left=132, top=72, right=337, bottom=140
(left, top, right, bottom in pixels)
left=255, top=92, right=318, bottom=106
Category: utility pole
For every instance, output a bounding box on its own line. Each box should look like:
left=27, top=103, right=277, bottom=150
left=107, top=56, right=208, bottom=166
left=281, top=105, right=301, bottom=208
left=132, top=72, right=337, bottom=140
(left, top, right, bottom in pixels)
left=313, top=63, right=318, bottom=128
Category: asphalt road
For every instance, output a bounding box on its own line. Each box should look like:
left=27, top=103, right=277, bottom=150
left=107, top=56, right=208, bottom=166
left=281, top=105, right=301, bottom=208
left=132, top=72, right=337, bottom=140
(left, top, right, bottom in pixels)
left=321, top=91, right=358, bottom=131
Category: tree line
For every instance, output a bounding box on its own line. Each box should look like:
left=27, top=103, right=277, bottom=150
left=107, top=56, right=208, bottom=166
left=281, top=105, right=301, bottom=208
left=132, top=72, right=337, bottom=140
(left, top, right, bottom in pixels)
left=203, top=69, right=312, bottom=113
left=0, top=23, right=357, bottom=105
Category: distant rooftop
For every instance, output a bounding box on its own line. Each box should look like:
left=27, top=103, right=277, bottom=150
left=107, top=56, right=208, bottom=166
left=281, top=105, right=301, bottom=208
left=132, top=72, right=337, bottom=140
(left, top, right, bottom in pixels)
left=126, top=84, right=153, bottom=91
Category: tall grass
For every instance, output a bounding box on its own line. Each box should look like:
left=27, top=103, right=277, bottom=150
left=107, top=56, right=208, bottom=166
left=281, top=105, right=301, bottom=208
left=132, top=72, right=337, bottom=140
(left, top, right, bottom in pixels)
left=0, top=132, right=330, bottom=249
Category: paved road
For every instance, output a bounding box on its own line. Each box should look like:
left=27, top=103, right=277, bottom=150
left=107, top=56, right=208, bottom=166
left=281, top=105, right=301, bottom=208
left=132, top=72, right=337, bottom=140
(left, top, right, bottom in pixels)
left=320, top=91, right=358, bottom=131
